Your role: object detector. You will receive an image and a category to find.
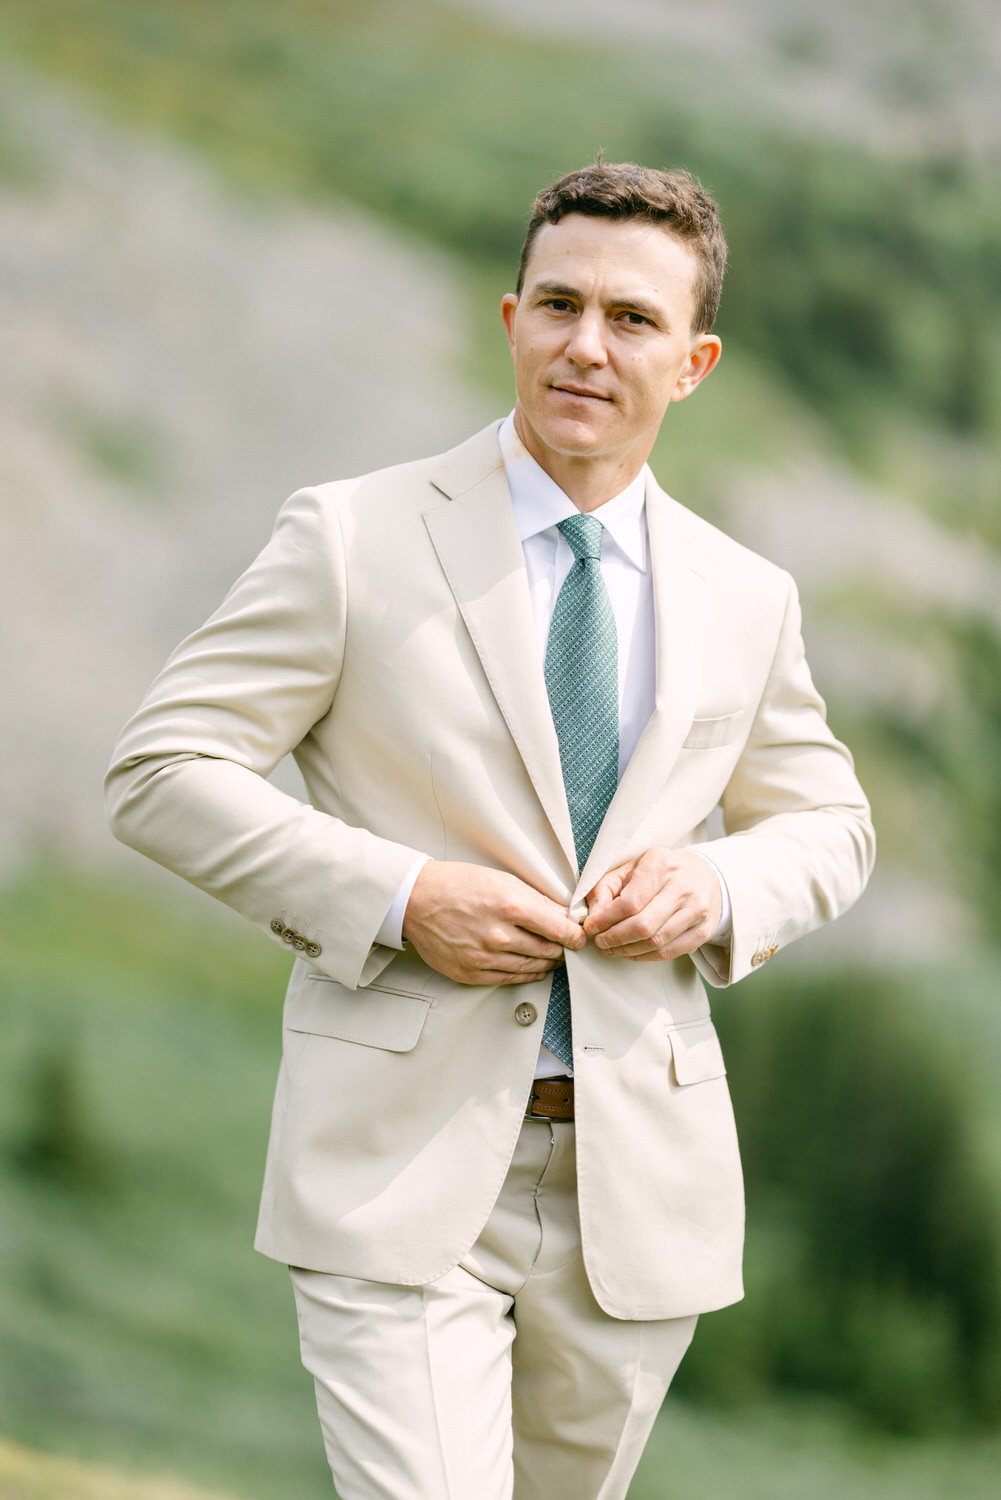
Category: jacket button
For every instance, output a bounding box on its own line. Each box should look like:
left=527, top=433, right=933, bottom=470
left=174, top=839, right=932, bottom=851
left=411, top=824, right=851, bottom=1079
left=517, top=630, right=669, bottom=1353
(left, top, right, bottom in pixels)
left=305, top=942, right=322, bottom=958
left=514, top=1002, right=538, bottom=1026
left=270, top=919, right=285, bottom=936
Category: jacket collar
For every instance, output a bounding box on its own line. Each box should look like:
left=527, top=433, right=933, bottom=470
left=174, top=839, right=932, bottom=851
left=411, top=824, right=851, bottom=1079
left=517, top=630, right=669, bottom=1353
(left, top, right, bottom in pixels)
left=423, top=424, right=708, bottom=900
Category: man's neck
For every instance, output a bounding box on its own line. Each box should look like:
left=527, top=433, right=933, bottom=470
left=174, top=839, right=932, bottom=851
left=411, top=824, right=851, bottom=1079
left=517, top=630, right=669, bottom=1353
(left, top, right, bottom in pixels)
left=512, top=409, right=651, bottom=513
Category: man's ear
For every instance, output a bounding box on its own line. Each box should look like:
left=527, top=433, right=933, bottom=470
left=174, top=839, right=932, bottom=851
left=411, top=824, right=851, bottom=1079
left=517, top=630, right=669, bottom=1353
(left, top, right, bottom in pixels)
left=671, top=334, right=722, bottom=403
left=501, top=293, right=518, bottom=355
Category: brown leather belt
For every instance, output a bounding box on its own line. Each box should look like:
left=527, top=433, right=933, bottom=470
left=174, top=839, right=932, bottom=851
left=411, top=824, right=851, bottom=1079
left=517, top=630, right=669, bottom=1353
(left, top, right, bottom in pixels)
left=525, top=1076, right=574, bottom=1121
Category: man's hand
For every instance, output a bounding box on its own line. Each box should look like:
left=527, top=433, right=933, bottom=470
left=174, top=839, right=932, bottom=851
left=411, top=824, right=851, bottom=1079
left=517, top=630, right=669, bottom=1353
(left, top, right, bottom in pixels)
left=403, top=860, right=585, bottom=986
left=582, top=848, right=722, bottom=962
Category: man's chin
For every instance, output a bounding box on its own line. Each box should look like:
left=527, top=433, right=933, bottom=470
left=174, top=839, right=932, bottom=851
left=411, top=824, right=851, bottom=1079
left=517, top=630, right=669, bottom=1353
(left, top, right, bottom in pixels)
left=524, top=414, right=612, bottom=462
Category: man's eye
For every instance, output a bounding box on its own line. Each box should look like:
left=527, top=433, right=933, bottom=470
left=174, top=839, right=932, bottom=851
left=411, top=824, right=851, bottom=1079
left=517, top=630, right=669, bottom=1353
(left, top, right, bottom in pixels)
left=623, top=312, right=648, bottom=326
left=546, top=299, right=573, bottom=312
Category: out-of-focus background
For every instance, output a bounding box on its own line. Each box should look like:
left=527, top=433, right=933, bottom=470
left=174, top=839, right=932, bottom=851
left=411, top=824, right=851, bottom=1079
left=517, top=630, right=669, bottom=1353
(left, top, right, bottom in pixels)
left=1, top=2, right=1000, bottom=1496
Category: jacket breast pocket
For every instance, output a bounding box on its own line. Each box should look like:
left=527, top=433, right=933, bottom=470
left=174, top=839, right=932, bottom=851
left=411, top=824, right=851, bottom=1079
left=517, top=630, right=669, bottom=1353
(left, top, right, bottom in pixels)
left=667, top=1018, right=727, bottom=1085
left=682, top=712, right=741, bottom=750
left=285, top=976, right=431, bottom=1053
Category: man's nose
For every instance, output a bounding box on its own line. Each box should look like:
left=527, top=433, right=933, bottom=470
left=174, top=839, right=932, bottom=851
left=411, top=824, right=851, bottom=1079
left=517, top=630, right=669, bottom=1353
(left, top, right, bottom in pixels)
left=565, top=313, right=608, bottom=367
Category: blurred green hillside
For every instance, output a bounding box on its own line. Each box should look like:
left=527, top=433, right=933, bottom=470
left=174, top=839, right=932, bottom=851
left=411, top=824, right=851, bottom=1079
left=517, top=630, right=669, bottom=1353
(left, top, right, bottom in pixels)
left=5, top=0, right=1001, bottom=928
left=0, top=1433, right=245, bottom=1500
left=5, top=0, right=1000, bottom=486
left=3, top=869, right=1001, bottom=1500
left=2, top=2, right=1001, bottom=1498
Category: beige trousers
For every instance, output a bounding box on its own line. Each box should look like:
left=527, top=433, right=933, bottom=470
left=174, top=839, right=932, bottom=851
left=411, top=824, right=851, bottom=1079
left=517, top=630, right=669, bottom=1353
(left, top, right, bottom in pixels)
left=290, top=1117, right=697, bottom=1500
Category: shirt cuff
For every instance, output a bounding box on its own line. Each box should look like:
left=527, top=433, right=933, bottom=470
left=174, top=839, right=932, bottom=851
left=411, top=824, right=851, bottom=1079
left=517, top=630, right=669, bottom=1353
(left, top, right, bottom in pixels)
left=375, top=854, right=432, bottom=950
left=687, top=849, right=732, bottom=944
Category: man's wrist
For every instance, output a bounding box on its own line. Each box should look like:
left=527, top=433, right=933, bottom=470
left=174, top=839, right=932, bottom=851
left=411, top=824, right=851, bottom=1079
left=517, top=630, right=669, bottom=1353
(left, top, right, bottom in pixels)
left=686, top=849, right=732, bottom=944
left=376, top=854, right=432, bottom=949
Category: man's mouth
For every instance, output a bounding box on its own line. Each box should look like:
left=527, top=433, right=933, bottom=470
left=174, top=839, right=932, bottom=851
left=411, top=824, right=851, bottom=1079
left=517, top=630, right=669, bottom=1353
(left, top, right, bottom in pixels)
left=551, top=383, right=612, bottom=402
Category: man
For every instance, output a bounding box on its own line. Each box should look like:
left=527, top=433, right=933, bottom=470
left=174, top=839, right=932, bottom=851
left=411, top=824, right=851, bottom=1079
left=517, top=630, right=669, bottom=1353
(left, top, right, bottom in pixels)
left=106, top=161, right=874, bottom=1499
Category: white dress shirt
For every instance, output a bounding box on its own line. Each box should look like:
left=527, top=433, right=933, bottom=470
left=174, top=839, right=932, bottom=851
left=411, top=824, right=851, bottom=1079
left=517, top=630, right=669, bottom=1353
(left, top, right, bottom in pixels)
left=376, top=415, right=731, bottom=1076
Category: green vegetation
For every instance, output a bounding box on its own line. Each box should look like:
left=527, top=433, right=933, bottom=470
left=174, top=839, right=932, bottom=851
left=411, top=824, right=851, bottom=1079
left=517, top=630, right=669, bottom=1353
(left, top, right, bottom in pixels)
left=632, top=1397, right=1001, bottom=1500
left=0, top=1434, right=245, bottom=1499
left=4, top=869, right=1001, bottom=1498
left=0, top=871, right=328, bottom=1500
left=686, top=966, right=1001, bottom=1430
left=868, top=618, right=1001, bottom=939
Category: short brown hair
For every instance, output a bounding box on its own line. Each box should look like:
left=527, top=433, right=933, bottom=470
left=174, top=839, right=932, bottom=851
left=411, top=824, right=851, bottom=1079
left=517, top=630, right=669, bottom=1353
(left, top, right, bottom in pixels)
left=516, top=160, right=727, bottom=334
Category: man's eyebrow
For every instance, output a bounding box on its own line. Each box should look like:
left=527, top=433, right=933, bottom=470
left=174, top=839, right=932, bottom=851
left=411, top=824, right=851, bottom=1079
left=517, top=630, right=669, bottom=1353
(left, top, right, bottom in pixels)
left=530, top=280, right=662, bottom=321
left=531, top=280, right=584, bottom=302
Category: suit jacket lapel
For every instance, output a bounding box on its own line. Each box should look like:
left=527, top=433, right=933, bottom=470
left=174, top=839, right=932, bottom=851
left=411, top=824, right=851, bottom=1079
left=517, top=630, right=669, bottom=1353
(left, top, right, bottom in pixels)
left=423, top=428, right=578, bottom=875
left=574, top=476, right=709, bottom=900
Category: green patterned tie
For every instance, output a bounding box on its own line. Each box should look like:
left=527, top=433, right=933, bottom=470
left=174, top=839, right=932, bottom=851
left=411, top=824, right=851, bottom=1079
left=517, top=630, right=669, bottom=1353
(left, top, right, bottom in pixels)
left=542, top=514, right=619, bottom=1069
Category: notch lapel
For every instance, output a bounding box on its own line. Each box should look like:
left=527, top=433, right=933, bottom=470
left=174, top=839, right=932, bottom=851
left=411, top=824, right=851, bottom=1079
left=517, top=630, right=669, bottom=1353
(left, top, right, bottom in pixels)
left=574, top=479, right=709, bottom=901
left=423, top=433, right=577, bottom=876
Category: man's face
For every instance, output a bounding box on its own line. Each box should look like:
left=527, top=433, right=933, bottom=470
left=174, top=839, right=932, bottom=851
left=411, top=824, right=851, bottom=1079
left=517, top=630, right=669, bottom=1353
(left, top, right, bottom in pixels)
left=501, top=214, right=720, bottom=480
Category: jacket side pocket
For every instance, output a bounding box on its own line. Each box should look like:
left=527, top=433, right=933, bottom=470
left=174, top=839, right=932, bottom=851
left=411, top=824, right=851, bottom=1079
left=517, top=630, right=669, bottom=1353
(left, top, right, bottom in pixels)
left=667, top=1018, right=727, bottom=1085
left=286, top=977, right=431, bottom=1053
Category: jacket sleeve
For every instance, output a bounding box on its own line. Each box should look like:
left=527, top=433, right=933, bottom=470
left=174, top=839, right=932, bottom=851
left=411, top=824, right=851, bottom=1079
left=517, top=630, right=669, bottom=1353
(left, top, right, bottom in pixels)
left=104, top=486, right=423, bottom=990
left=688, top=572, right=875, bottom=987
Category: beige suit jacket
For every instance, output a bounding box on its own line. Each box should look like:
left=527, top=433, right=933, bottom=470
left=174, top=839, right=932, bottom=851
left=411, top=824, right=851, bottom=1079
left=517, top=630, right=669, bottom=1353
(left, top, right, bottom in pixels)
left=106, top=421, right=874, bottom=1320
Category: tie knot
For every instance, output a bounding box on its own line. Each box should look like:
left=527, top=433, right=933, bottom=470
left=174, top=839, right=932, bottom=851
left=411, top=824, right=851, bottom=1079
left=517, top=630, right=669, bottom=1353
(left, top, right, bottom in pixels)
left=558, top=513, right=604, bottom=562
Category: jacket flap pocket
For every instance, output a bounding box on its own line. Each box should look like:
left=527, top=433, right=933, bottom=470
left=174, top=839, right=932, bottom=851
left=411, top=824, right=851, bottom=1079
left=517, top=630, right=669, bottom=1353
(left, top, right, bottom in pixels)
left=682, top=712, right=741, bottom=750
left=668, top=1018, right=727, bottom=1085
left=287, top=979, right=431, bottom=1052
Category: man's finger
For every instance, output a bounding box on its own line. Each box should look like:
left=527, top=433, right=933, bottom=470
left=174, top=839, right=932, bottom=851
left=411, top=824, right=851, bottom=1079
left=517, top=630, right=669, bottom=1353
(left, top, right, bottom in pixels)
left=498, top=929, right=566, bottom=962
left=620, top=920, right=711, bottom=962
left=515, top=889, right=586, bottom=950
left=583, top=866, right=631, bottom=924
left=588, top=876, right=681, bottom=942
left=454, top=954, right=559, bottom=984
left=583, top=860, right=666, bottom=937
left=582, top=871, right=623, bottom=928
left=594, top=893, right=683, bottom=952
left=598, top=888, right=717, bottom=958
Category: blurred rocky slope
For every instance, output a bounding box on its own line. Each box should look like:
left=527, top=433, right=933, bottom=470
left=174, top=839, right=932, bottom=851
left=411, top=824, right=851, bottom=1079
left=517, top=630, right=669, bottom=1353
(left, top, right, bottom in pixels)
left=0, top=68, right=489, bottom=876
left=456, top=0, right=1001, bottom=157
left=2, top=45, right=1000, bottom=961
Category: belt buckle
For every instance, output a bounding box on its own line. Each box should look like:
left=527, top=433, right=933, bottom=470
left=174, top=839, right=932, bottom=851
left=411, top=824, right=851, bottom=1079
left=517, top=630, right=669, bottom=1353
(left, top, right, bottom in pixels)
left=525, top=1076, right=574, bottom=1121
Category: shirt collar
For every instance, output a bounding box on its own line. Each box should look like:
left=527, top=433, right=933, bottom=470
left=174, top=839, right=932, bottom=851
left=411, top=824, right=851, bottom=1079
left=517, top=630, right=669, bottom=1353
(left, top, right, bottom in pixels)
left=498, top=412, right=648, bottom=572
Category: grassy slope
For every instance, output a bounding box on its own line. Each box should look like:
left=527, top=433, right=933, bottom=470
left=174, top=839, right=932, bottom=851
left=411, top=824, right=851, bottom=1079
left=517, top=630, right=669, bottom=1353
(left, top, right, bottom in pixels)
left=0, top=871, right=331, bottom=1500
left=3, top=867, right=1001, bottom=1499
left=4, top=1404, right=1001, bottom=1500
left=0, top=1435, right=244, bottom=1500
